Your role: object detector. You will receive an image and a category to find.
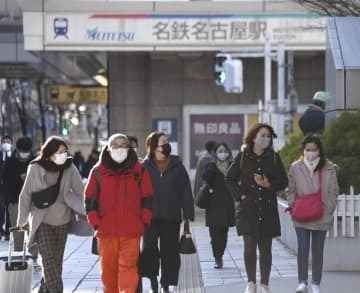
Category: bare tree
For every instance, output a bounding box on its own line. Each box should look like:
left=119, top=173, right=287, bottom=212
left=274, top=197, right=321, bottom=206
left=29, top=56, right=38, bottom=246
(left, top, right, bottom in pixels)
left=36, top=80, right=47, bottom=143
left=14, top=84, right=28, bottom=136
left=293, top=0, right=360, bottom=16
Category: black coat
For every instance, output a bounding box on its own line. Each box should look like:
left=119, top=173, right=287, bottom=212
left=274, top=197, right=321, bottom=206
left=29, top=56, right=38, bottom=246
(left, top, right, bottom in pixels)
left=299, top=104, right=325, bottom=135
left=225, top=148, right=288, bottom=238
left=142, top=155, right=194, bottom=221
left=203, top=162, right=235, bottom=228
left=3, top=151, right=34, bottom=203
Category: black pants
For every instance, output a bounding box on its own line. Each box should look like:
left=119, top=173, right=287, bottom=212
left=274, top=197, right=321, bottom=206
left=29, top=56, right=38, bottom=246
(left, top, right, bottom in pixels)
left=243, top=235, right=272, bottom=285
left=209, top=227, right=229, bottom=259
left=0, top=190, right=6, bottom=234
left=141, top=219, right=181, bottom=287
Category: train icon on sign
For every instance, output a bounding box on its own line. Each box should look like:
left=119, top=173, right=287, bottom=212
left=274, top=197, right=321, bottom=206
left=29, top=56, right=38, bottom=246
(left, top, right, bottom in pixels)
left=54, top=17, right=68, bottom=39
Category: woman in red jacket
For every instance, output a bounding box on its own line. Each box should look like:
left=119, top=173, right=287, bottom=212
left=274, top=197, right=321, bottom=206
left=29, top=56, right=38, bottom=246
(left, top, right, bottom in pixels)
left=84, top=133, right=153, bottom=293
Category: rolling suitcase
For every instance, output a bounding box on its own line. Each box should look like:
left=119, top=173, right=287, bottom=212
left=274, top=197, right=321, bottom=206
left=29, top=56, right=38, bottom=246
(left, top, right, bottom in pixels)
left=0, top=227, right=34, bottom=293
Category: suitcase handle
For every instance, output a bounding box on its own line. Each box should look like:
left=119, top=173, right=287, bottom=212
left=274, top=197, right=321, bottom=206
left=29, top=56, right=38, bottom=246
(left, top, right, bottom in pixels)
left=9, top=226, right=28, bottom=232
left=8, top=227, right=27, bottom=267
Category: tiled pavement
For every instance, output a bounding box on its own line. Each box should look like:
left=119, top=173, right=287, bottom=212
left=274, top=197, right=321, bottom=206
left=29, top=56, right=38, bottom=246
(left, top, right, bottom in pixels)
left=1, top=209, right=360, bottom=292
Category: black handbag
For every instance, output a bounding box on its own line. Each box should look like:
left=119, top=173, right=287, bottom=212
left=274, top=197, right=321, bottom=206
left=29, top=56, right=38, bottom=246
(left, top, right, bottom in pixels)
left=179, top=221, right=196, bottom=254
left=32, top=169, right=64, bottom=209
left=91, top=236, right=99, bottom=255
left=194, top=183, right=213, bottom=209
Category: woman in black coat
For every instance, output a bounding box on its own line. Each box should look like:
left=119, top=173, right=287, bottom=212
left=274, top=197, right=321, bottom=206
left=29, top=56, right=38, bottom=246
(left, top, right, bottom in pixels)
left=201, top=142, right=235, bottom=269
left=225, top=123, right=288, bottom=293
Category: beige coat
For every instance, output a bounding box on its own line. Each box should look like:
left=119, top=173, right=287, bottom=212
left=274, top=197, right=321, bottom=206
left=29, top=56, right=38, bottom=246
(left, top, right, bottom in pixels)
left=287, top=159, right=339, bottom=231
left=17, top=163, right=92, bottom=249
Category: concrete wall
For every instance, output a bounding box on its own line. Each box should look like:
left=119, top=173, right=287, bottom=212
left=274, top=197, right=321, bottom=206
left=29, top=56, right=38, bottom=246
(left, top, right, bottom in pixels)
left=109, top=51, right=325, bottom=158
left=278, top=198, right=360, bottom=271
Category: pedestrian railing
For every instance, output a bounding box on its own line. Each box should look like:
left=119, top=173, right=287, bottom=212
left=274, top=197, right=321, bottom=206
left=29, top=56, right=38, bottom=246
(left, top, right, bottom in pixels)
left=278, top=189, right=360, bottom=271
left=332, top=186, right=360, bottom=238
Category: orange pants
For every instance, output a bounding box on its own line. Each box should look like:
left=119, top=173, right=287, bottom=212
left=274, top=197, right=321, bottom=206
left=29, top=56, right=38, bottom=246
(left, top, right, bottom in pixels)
left=98, top=236, right=140, bottom=293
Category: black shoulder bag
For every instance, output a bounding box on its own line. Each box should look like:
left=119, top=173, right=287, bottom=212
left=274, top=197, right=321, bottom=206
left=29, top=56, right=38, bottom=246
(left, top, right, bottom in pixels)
left=32, top=169, right=64, bottom=209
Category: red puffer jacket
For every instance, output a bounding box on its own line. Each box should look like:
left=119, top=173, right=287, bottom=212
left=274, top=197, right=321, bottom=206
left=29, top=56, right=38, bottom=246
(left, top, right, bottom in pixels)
left=84, top=149, right=153, bottom=237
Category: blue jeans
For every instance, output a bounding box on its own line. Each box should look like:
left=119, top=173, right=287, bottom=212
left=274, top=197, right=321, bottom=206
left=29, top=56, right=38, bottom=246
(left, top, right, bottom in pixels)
left=295, top=227, right=327, bottom=285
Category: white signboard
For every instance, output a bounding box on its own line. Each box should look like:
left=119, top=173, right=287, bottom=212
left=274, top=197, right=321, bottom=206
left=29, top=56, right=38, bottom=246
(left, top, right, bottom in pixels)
left=42, top=13, right=326, bottom=50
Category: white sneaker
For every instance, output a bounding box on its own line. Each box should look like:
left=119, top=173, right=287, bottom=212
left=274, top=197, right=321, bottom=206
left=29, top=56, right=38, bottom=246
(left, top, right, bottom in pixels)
left=311, top=284, right=320, bottom=293
left=296, top=282, right=308, bottom=293
left=260, top=284, right=271, bottom=293
left=244, top=281, right=256, bottom=293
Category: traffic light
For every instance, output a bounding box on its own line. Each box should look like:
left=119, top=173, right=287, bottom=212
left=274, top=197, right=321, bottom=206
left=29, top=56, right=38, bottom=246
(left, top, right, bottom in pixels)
left=214, top=56, right=227, bottom=85
left=223, top=59, right=243, bottom=94
left=61, top=120, right=69, bottom=136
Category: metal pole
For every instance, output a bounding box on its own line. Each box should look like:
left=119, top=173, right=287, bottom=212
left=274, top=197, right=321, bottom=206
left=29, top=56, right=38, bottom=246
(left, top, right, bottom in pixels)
left=277, top=42, right=285, bottom=150
left=264, top=36, right=272, bottom=124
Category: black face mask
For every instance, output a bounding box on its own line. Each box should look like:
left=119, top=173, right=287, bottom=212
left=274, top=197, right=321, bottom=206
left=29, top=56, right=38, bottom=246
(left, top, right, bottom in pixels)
left=161, top=143, right=171, bottom=157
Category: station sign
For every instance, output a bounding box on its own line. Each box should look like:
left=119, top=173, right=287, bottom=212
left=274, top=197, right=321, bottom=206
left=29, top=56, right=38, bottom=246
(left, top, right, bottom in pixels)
left=38, top=13, right=326, bottom=50
left=46, top=85, right=107, bottom=104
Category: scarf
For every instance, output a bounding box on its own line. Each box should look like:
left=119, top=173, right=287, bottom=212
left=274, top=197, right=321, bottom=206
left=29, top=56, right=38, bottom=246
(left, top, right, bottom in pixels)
left=303, top=157, right=320, bottom=177
left=31, top=156, right=73, bottom=172
left=216, top=160, right=230, bottom=176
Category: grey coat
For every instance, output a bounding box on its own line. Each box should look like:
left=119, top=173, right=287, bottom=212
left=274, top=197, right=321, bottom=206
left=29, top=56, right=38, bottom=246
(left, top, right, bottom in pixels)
left=287, top=160, right=339, bottom=231
left=193, top=152, right=212, bottom=196
left=17, top=163, right=92, bottom=249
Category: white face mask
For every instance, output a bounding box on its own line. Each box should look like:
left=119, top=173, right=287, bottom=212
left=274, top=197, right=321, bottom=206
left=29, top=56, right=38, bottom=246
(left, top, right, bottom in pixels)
left=53, top=152, right=68, bottom=165
left=2, top=143, right=11, bottom=152
left=255, top=137, right=271, bottom=149
left=19, top=152, right=30, bottom=160
left=304, top=150, right=319, bottom=162
left=110, top=148, right=128, bottom=163
left=216, top=151, right=230, bottom=161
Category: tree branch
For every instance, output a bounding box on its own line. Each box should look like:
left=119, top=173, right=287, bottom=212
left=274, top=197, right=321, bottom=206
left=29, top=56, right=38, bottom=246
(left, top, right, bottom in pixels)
left=293, top=0, right=360, bottom=16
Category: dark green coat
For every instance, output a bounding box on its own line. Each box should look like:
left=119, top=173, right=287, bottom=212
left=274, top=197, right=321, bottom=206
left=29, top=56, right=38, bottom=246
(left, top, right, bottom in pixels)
left=225, top=148, right=288, bottom=238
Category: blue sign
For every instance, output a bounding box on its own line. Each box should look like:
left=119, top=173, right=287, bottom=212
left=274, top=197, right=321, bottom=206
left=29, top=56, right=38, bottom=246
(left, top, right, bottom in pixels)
left=152, top=118, right=177, bottom=142
left=54, top=17, right=69, bottom=39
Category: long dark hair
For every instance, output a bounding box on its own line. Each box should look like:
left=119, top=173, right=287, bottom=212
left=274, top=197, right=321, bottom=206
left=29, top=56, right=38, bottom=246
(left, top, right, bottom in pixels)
left=40, top=136, right=68, bottom=160
left=301, top=134, right=326, bottom=171
left=212, top=142, right=233, bottom=162
left=145, top=131, right=166, bottom=158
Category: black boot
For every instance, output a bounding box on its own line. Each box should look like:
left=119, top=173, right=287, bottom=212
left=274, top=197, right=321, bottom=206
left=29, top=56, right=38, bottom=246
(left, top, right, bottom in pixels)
left=136, top=277, right=143, bottom=292
left=161, top=284, right=170, bottom=293
left=150, top=276, right=158, bottom=293
left=214, top=257, right=223, bottom=269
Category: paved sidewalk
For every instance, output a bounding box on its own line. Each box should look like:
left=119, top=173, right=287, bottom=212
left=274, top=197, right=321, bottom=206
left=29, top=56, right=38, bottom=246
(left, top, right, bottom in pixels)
left=1, top=208, right=360, bottom=292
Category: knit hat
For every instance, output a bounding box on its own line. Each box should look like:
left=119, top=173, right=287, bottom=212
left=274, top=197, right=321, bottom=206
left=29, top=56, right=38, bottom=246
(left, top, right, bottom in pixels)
left=16, top=136, right=32, bottom=151
left=107, top=133, right=129, bottom=148
left=312, top=91, right=327, bottom=102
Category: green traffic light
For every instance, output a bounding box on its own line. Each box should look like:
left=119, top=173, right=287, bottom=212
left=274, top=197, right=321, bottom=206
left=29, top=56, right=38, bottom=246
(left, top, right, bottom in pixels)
left=62, top=128, right=69, bottom=136
left=219, top=71, right=226, bottom=83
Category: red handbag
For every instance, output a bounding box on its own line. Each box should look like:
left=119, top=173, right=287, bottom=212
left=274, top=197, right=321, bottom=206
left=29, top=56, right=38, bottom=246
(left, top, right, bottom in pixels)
left=289, top=170, right=323, bottom=222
